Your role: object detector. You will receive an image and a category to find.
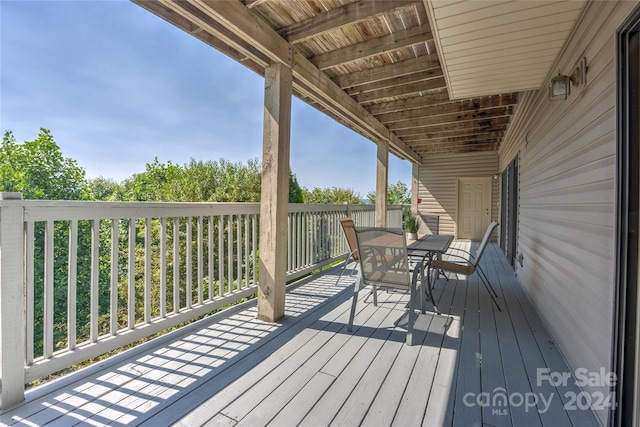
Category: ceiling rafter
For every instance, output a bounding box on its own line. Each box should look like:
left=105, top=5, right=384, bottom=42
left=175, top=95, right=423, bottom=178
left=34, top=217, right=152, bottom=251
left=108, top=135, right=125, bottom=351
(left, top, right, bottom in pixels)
left=388, top=107, right=512, bottom=132
left=346, top=67, right=443, bottom=96
left=395, top=116, right=513, bottom=138
left=356, top=77, right=446, bottom=104
left=333, top=55, right=440, bottom=89
left=280, top=0, right=421, bottom=45
left=377, top=93, right=518, bottom=124
left=367, top=91, right=451, bottom=115
left=310, top=23, right=433, bottom=70
left=409, top=132, right=506, bottom=146
left=401, top=126, right=509, bottom=143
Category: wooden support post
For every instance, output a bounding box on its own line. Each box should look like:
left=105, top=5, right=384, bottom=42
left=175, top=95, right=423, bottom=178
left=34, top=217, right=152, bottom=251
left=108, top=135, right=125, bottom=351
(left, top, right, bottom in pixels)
left=0, top=192, right=25, bottom=408
left=375, top=140, right=389, bottom=227
left=411, top=162, right=419, bottom=215
left=258, top=62, right=292, bottom=322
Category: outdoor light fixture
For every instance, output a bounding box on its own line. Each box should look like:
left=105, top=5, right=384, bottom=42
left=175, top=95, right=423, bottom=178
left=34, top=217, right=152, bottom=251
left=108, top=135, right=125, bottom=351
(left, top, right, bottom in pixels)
left=549, top=57, right=587, bottom=101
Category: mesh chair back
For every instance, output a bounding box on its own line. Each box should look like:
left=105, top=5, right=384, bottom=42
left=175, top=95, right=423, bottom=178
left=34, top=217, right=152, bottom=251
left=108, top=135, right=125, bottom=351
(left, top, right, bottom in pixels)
left=354, top=227, right=410, bottom=290
left=339, top=217, right=359, bottom=261
left=472, top=221, right=499, bottom=267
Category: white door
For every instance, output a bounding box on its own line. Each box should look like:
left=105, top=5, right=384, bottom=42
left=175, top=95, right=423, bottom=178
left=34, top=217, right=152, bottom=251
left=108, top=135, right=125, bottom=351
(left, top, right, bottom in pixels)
left=457, top=177, right=492, bottom=240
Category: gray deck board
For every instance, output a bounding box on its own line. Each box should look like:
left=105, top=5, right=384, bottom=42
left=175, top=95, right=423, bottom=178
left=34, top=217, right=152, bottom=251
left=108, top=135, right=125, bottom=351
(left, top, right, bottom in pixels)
left=0, top=244, right=601, bottom=427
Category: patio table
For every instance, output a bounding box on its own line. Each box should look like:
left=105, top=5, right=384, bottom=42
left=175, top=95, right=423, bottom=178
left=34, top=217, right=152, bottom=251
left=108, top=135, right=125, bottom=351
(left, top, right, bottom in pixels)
left=407, top=234, right=453, bottom=314
left=358, top=232, right=452, bottom=314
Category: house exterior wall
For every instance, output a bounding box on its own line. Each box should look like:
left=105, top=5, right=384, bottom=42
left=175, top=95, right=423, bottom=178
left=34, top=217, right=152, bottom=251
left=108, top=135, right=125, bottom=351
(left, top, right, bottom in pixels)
left=499, top=2, right=639, bottom=424
left=417, top=151, right=498, bottom=237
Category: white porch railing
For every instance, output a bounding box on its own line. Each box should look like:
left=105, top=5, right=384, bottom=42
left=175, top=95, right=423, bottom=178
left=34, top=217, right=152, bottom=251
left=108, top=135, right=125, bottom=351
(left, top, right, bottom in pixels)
left=0, top=195, right=402, bottom=407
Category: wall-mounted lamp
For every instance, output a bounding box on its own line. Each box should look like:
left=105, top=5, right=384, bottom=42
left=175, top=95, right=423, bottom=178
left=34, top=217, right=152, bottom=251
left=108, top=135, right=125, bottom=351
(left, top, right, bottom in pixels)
left=549, top=57, right=587, bottom=101
left=493, top=174, right=498, bottom=180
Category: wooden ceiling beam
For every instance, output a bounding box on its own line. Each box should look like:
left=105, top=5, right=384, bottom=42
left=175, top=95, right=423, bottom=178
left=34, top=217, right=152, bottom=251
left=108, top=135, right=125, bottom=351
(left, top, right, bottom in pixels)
left=395, top=115, right=512, bottom=136
left=388, top=106, right=513, bottom=131
left=159, top=0, right=421, bottom=163
left=377, top=94, right=518, bottom=124
left=310, top=23, right=433, bottom=70
left=415, top=141, right=500, bottom=154
left=356, top=77, right=446, bottom=104
left=346, top=67, right=443, bottom=96
left=408, top=133, right=505, bottom=146
left=367, top=91, right=451, bottom=115
left=400, top=125, right=509, bottom=142
left=281, top=0, right=421, bottom=45
left=334, top=55, right=440, bottom=89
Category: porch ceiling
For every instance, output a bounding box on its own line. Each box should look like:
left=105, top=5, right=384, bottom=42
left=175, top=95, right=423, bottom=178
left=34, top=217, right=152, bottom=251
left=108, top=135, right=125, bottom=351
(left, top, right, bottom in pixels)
left=425, top=0, right=586, bottom=100
left=132, top=1, right=583, bottom=160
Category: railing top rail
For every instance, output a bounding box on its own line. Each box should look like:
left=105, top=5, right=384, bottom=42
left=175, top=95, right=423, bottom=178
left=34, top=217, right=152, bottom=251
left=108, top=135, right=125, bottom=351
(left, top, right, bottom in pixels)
left=0, top=199, right=406, bottom=221
left=17, top=201, right=261, bottom=221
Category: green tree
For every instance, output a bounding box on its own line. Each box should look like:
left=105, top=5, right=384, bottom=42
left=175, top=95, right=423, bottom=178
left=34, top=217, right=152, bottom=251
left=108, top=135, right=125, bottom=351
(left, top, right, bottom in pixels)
left=289, top=171, right=303, bottom=203
left=0, top=129, right=97, bottom=356
left=0, top=129, right=90, bottom=199
left=366, top=181, right=410, bottom=205
left=302, top=187, right=361, bottom=204
left=88, top=177, right=119, bottom=201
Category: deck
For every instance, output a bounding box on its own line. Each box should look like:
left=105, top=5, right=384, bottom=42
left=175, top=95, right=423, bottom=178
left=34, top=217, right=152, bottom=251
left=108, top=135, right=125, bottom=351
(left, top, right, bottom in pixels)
left=0, top=243, right=600, bottom=427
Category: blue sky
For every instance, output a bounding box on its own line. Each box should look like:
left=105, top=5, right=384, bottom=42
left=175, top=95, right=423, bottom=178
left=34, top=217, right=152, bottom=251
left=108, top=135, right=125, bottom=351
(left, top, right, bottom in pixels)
left=0, top=0, right=411, bottom=197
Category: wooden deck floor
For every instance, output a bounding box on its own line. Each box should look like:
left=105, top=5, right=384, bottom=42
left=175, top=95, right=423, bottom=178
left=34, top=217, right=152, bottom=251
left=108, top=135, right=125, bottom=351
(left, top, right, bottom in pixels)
left=0, top=243, right=600, bottom=427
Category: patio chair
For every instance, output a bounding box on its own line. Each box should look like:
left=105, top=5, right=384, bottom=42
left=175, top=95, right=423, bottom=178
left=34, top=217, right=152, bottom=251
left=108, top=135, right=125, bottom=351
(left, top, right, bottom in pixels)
left=348, top=226, right=425, bottom=345
left=335, top=217, right=359, bottom=285
left=336, top=217, right=401, bottom=286
left=430, top=221, right=501, bottom=311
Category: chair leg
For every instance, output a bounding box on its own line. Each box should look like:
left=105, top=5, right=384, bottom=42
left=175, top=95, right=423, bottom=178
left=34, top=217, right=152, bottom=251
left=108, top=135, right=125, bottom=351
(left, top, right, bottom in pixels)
left=348, top=276, right=362, bottom=332
left=335, top=253, right=354, bottom=286
left=477, top=265, right=499, bottom=297
left=406, top=281, right=415, bottom=346
left=478, top=273, right=501, bottom=312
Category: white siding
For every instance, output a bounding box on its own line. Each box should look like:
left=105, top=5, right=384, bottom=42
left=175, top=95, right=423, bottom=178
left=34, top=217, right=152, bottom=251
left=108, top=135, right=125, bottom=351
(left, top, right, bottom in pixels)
left=426, top=0, right=585, bottom=99
left=499, top=2, right=639, bottom=424
left=417, top=151, right=498, bottom=238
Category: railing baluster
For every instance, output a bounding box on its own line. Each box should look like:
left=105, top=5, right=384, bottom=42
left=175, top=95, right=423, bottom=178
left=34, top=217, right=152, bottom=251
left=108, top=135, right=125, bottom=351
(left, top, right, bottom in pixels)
left=110, top=219, right=118, bottom=335
left=160, top=218, right=166, bottom=318
left=236, top=215, right=241, bottom=290
left=227, top=215, right=233, bottom=294
left=173, top=217, right=180, bottom=314
left=128, top=218, right=135, bottom=329
left=218, top=215, right=224, bottom=297
left=144, top=217, right=152, bottom=324
left=25, top=221, right=34, bottom=364
left=44, top=221, right=54, bottom=358
left=91, top=219, right=99, bottom=342
left=186, top=217, right=192, bottom=310
left=287, top=214, right=291, bottom=271
left=244, top=215, right=249, bottom=290
left=208, top=216, right=214, bottom=301
left=68, top=220, right=78, bottom=349
left=197, top=216, right=203, bottom=305
left=252, top=214, right=257, bottom=286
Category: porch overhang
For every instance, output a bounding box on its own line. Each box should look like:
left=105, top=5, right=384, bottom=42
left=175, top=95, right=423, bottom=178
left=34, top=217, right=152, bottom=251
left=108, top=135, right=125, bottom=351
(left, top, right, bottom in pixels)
left=131, top=0, right=571, bottom=158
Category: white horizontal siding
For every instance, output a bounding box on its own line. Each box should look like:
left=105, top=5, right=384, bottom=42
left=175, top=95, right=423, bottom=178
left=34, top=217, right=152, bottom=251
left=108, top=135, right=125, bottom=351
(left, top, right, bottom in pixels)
left=499, top=2, right=639, bottom=424
left=418, top=152, right=498, bottom=237
left=427, top=0, right=585, bottom=99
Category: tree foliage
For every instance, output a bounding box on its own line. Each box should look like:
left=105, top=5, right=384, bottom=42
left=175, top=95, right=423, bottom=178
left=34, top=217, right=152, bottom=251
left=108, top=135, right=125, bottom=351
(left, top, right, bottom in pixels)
left=1, top=129, right=90, bottom=199
left=366, top=181, right=411, bottom=205
left=301, top=186, right=361, bottom=204
left=112, top=157, right=303, bottom=203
